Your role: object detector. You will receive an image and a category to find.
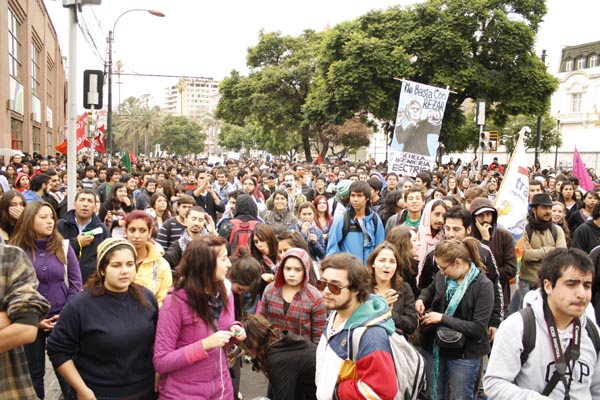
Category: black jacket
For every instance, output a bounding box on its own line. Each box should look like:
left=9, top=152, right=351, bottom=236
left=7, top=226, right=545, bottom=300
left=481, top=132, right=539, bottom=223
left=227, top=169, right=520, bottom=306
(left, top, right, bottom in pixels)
left=418, top=271, right=494, bottom=359
left=57, top=210, right=111, bottom=282
left=572, top=219, right=600, bottom=253
left=265, top=331, right=317, bottom=400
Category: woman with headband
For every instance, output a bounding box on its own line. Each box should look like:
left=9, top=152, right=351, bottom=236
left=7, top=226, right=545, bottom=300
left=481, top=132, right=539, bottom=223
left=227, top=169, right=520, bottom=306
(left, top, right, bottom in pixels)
left=47, top=238, right=159, bottom=400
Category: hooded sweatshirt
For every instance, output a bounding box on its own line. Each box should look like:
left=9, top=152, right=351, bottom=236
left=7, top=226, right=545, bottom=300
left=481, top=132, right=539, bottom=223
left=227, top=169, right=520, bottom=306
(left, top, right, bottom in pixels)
left=484, top=295, right=600, bottom=399
left=470, top=197, right=517, bottom=311
left=260, top=248, right=327, bottom=344
left=13, top=172, right=29, bottom=192
left=218, top=194, right=259, bottom=240
left=316, top=295, right=398, bottom=400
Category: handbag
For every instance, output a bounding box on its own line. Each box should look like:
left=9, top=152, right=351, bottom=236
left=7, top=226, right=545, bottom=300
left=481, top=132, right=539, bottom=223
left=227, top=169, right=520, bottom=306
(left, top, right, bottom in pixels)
left=435, top=326, right=465, bottom=349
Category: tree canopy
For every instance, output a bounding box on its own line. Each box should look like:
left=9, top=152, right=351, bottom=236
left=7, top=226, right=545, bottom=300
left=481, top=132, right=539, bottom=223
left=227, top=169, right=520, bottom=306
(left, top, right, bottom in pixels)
left=217, top=0, right=557, bottom=160
left=159, top=116, right=206, bottom=155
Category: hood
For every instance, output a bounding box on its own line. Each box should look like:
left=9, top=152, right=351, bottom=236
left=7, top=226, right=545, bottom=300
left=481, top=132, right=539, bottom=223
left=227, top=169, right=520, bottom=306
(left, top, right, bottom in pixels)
left=15, top=172, right=29, bottom=187
left=234, top=194, right=258, bottom=221
left=275, top=248, right=311, bottom=288
left=469, top=197, right=498, bottom=239
left=344, top=294, right=395, bottom=335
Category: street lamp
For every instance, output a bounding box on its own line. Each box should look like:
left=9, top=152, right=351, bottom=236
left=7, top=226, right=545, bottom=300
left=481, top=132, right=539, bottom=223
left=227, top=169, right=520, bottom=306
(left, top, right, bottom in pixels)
left=106, top=9, right=165, bottom=158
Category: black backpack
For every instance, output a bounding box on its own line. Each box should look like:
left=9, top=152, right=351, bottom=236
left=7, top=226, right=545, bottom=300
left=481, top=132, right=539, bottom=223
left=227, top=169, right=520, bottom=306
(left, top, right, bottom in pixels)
left=519, top=306, right=600, bottom=365
left=524, top=223, right=558, bottom=244
left=338, top=211, right=379, bottom=249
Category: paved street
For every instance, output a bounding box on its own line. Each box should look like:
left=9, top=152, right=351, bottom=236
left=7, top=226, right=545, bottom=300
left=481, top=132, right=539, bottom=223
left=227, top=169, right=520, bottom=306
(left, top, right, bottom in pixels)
left=45, top=355, right=269, bottom=400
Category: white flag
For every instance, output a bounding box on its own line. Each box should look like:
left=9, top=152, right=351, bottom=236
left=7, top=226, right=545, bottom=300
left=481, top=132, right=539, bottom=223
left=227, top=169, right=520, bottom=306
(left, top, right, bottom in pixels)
left=494, top=127, right=530, bottom=243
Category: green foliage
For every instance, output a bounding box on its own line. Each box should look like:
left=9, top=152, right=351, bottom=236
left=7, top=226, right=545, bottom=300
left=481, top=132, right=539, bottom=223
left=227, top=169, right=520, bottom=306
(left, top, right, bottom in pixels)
left=159, top=116, right=206, bottom=155
left=499, top=113, right=562, bottom=154
left=113, top=95, right=162, bottom=155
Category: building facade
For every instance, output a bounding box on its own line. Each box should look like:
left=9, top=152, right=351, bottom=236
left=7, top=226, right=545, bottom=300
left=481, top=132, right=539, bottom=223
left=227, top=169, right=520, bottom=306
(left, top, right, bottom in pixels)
left=162, top=78, right=221, bottom=155
left=549, top=40, right=600, bottom=171
left=1, top=0, right=66, bottom=160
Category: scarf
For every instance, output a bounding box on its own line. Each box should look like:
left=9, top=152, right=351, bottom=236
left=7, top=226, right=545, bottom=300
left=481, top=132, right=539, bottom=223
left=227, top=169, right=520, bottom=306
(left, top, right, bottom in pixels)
left=432, top=263, right=480, bottom=400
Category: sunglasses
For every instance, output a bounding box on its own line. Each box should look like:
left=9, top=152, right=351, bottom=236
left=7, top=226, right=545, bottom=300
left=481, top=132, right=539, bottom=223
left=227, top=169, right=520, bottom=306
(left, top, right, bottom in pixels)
left=315, top=279, right=349, bottom=295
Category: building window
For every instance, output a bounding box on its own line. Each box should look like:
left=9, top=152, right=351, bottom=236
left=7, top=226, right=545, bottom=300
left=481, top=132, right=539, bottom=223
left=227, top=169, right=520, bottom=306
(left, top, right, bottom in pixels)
left=577, top=57, right=587, bottom=70
left=46, top=131, right=53, bottom=156
left=47, top=58, right=54, bottom=106
left=565, top=59, right=574, bottom=72
left=590, top=55, right=599, bottom=68
left=32, top=126, right=41, bottom=152
left=571, top=92, right=582, bottom=112
left=11, top=118, right=23, bottom=150
left=8, top=7, right=23, bottom=80
left=32, top=43, right=41, bottom=96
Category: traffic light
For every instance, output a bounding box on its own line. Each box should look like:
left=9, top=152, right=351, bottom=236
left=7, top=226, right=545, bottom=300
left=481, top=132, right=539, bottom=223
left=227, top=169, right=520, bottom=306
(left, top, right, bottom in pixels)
left=86, top=111, right=98, bottom=138
left=488, top=131, right=499, bottom=152
left=480, top=131, right=489, bottom=151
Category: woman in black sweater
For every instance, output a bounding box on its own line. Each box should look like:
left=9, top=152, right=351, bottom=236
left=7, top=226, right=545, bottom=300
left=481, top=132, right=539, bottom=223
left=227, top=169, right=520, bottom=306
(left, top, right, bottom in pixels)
left=47, top=238, right=158, bottom=400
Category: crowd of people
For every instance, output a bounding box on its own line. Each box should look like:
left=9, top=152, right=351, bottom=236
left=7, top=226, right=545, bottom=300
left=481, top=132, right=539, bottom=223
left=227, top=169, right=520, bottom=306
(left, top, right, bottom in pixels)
left=0, top=150, right=600, bottom=400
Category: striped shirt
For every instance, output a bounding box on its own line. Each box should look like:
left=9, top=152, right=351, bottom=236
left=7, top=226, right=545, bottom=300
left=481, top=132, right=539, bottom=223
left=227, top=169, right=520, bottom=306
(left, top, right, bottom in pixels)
left=156, top=217, right=186, bottom=250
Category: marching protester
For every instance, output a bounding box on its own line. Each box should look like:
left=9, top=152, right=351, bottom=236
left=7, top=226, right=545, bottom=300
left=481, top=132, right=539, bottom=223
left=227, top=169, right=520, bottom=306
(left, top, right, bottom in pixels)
left=9, top=201, right=82, bottom=399
left=47, top=238, right=158, bottom=400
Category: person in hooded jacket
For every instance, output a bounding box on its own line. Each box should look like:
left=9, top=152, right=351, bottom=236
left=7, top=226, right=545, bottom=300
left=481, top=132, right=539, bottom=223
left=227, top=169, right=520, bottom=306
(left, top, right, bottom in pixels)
left=469, top=197, right=517, bottom=314
left=218, top=193, right=260, bottom=245
left=240, top=314, right=317, bottom=400
left=260, top=248, right=327, bottom=344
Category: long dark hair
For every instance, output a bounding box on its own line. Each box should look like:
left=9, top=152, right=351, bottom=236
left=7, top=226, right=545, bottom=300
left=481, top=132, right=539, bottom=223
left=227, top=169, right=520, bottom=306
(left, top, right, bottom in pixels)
left=249, top=223, right=278, bottom=268
left=105, top=182, right=129, bottom=210
left=0, top=190, right=25, bottom=236
left=9, top=201, right=66, bottom=264
left=366, top=241, right=405, bottom=291
left=175, top=236, right=229, bottom=326
left=239, top=314, right=282, bottom=377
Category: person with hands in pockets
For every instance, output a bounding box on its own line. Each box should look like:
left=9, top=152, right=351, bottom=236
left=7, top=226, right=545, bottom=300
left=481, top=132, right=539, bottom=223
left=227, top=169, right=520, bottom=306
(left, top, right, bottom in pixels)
left=153, top=236, right=246, bottom=400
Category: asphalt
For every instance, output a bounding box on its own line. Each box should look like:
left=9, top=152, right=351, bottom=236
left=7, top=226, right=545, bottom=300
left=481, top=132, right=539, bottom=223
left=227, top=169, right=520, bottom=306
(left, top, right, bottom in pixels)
left=45, top=355, right=269, bottom=400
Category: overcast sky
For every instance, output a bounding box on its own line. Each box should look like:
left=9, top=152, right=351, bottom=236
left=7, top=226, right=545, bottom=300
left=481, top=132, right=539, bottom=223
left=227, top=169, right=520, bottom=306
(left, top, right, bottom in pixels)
left=43, top=0, right=598, bottom=111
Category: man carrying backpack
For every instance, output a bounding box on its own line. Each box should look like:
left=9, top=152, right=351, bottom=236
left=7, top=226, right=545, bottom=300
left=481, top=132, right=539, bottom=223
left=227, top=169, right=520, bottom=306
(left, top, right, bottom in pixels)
left=218, top=194, right=260, bottom=255
left=484, top=248, right=600, bottom=399
left=315, top=253, right=399, bottom=399
left=518, top=193, right=567, bottom=308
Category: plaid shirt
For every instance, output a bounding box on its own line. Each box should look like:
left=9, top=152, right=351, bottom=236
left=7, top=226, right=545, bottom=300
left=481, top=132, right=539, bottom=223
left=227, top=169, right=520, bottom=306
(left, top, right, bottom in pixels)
left=260, top=282, right=327, bottom=344
left=0, top=244, right=50, bottom=400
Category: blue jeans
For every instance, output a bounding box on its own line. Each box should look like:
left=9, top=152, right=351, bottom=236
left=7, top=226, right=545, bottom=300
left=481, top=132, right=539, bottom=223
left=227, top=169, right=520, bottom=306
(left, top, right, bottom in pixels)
left=421, top=348, right=481, bottom=400
left=24, top=328, right=70, bottom=399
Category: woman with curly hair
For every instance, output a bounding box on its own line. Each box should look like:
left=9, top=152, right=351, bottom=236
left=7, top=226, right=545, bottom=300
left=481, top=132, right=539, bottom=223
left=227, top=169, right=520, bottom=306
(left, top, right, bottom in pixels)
left=240, top=314, right=317, bottom=400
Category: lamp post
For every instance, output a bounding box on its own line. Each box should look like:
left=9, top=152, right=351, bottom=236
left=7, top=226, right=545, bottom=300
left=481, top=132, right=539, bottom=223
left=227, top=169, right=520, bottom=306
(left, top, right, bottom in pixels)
left=106, top=9, right=165, bottom=158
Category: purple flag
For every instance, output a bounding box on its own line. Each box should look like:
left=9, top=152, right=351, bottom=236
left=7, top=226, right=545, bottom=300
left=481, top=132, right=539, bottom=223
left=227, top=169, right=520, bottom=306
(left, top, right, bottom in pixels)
left=573, top=147, right=595, bottom=191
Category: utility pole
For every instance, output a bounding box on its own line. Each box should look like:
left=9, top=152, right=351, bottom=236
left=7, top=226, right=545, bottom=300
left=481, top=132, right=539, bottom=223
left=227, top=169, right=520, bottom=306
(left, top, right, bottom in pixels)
left=534, top=49, right=547, bottom=168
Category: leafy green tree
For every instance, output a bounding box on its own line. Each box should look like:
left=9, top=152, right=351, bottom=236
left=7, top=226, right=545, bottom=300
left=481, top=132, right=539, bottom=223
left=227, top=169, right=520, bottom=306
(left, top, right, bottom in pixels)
left=113, top=95, right=162, bottom=156
left=159, top=116, right=206, bottom=155
left=499, top=113, right=561, bottom=154
left=216, top=30, right=323, bottom=161
left=313, top=0, right=557, bottom=152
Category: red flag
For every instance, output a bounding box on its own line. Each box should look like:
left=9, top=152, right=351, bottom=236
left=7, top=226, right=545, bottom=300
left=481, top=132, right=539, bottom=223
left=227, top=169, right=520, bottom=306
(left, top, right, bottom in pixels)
left=75, top=113, right=87, bottom=152
left=129, top=150, right=136, bottom=164
left=573, top=147, right=595, bottom=191
left=55, top=140, right=68, bottom=155
left=84, top=125, right=105, bottom=153
left=317, top=154, right=323, bottom=165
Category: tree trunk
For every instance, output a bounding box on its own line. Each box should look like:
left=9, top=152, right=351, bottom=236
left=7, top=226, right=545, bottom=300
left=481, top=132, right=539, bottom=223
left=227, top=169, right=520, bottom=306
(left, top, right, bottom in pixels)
left=301, top=127, right=312, bottom=162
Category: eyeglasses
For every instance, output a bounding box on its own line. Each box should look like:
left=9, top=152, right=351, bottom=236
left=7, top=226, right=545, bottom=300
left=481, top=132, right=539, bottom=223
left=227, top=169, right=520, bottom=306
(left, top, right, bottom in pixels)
left=437, top=259, right=455, bottom=271
left=316, top=279, right=349, bottom=295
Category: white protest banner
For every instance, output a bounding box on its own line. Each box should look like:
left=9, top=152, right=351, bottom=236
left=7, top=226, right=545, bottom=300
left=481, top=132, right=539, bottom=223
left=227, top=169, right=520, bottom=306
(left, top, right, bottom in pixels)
left=388, top=80, right=449, bottom=176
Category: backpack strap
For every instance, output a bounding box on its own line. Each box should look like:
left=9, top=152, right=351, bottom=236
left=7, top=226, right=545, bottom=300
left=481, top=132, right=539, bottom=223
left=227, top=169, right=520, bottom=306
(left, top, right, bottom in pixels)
left=525, top=223, right=558, bottom=244
left=338, top=212, right=379, bottom=250
left=585, top=317, right=600, bottom=357
left=519, top=306, right=536, bottom=365
left=349, top=326, right=367, bottom=361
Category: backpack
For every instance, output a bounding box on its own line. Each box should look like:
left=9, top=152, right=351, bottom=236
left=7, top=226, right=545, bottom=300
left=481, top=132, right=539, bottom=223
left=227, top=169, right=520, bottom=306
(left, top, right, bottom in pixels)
left=519, top=306, right=600, bottom=366
left=525, top=223, right=558, bottom=244
left=228, top=218, right=260, bottom=255
left=351, top=325, right=427, bottom=400
left=338, top=212, right=380, bottom=249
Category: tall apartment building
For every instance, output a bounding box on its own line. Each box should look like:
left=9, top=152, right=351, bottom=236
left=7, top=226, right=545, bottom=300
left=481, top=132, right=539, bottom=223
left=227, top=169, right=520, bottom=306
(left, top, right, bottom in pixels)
left=1, top=0, right=66, bottom=159
left=163, top=78, right=221, bottom=155
left=548, top=40, right=600, bottom=171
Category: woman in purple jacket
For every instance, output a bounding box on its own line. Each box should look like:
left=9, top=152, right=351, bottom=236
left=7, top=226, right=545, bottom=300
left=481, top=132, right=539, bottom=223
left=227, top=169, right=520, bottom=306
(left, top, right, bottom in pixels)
left=10, top=200, right=82, bottom=399
left=153, top=236, right=247, bottom=399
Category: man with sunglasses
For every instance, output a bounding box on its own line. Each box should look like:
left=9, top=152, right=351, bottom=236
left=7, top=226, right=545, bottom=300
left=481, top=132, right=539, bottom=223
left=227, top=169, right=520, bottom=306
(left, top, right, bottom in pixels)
left=315, top=253, right=398, bottom=399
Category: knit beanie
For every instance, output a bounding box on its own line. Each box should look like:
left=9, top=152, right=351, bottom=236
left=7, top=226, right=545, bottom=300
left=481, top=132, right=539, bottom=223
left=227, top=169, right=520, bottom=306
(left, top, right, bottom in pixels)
left=96, top=237, right=137, bottom=275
